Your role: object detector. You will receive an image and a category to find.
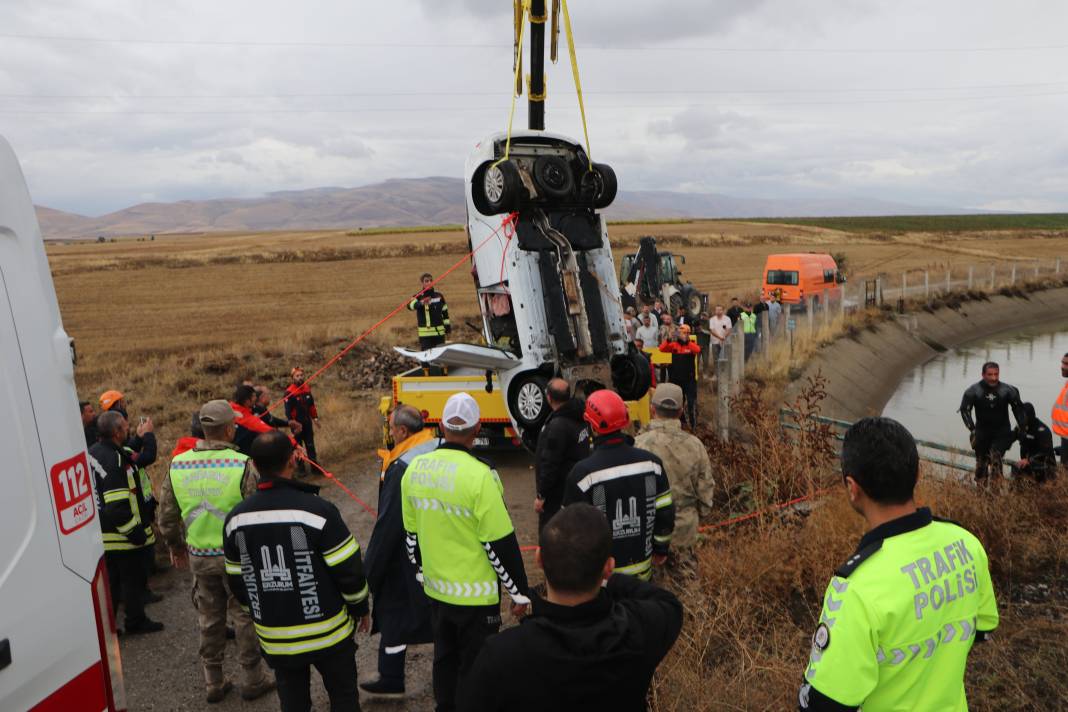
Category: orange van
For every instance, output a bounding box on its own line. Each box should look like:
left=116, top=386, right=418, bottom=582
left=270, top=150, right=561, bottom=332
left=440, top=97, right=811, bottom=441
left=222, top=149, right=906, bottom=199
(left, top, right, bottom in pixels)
left=761, top=253, right=843, bottom=305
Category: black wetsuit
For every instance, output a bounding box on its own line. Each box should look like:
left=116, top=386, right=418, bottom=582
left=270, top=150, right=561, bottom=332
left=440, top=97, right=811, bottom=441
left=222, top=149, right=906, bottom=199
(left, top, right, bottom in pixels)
left=959, top=380, right=1026, bottom=480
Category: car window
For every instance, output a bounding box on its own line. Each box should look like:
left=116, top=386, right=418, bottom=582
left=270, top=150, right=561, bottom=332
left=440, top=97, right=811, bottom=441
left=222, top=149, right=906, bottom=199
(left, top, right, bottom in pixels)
left=823, top=269, right=835, bottom=283
left=766, top=269, right=799, bottom=285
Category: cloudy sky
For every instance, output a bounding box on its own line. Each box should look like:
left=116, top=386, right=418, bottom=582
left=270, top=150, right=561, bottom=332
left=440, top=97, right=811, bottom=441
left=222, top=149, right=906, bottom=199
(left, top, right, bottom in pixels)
left=2, top=0, right=1067, bottom=215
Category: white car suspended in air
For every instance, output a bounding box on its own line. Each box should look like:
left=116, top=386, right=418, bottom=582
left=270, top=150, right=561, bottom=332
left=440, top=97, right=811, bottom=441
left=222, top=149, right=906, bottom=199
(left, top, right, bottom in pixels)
left=396, top=130, right=651, bottom=448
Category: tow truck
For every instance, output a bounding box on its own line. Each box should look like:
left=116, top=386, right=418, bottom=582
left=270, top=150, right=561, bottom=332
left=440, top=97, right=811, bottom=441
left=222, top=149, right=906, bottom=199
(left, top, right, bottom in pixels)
left=383, top=0, right=651, bottom=450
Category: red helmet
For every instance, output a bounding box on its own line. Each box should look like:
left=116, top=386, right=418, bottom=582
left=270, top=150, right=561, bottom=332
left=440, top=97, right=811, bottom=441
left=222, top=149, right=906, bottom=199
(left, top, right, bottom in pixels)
left=584, top=389, right=629, bottom=435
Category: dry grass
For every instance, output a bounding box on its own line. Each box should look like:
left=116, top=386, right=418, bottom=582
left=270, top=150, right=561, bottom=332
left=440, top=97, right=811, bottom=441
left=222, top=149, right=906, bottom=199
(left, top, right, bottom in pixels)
left=51, top=218, right=1067, bottom=709
left=653, top=382, right=1068, bottom=711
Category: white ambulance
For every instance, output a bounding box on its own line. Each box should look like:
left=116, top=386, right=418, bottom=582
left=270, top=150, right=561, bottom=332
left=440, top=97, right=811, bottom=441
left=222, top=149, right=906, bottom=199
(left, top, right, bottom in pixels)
left=0, top=136, right=126, bottom=710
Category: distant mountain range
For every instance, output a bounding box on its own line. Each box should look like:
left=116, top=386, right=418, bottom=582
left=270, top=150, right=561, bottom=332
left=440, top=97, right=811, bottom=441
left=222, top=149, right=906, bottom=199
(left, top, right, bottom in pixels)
left=35, top=177, right=982, bottom=240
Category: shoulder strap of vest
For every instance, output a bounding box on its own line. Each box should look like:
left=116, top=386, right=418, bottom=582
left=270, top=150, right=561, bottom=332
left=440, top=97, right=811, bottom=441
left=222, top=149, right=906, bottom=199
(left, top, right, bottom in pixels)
left=931, top=514, right=963, bottom=527
left=834, top=539, right=883, bottom=578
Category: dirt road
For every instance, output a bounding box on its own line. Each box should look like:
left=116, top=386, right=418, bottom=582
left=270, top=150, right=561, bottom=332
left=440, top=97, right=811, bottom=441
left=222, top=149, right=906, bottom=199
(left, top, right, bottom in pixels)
left=120, top=450, right=538, bottom=712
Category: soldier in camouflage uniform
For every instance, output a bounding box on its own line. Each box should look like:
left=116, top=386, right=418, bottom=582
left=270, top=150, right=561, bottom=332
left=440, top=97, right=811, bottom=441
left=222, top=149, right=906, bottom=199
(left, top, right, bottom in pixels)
left=159, top=400, right=274, bottom=703
left=634, top=384, right=714, bottom=549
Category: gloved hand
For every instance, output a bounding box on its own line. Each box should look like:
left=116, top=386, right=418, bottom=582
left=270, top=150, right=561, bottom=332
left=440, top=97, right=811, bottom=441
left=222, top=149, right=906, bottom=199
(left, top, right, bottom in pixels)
left=968, top=430, right=977, bottom=449
left=128, top=525, right=147, bottom=547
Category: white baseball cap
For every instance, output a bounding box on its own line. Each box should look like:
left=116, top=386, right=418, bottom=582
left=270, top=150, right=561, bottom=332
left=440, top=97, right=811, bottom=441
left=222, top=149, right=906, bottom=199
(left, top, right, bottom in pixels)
left=442, top=392, right=480, bottom=431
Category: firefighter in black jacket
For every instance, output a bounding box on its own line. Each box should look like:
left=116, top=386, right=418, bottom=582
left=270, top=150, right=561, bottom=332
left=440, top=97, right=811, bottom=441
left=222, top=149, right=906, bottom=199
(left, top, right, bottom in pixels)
left=88, top=410, right=164, bottom=634
left=534, top=378, right=590, bottom=533
left=408, top=272, right=451, bottom=349
left=461, top=503, right=683, bottom=711
left=224, top=430, right=370, bottom=712
left=1010, top=402, right=1057, bottom=482
left=563, top=390, right=674, bottom=580
left=360, top=405, right=437, bottom=699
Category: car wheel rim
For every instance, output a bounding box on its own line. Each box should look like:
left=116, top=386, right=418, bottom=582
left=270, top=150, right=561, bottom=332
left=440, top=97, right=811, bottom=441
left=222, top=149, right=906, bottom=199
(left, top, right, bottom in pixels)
left=484, top=166, right=505, bottom=203
left=517, top=382, right=544, bottom=422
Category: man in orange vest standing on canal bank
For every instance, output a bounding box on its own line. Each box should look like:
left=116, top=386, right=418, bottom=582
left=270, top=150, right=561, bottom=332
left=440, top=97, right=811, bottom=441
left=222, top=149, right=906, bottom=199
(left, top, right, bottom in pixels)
left=1053, top=351, right=1068, bottom=468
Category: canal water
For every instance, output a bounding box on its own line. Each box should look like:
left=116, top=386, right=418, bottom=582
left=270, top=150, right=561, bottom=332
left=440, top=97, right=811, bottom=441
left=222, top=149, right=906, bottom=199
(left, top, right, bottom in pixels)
left=883, top=317, right=1068, bottom=454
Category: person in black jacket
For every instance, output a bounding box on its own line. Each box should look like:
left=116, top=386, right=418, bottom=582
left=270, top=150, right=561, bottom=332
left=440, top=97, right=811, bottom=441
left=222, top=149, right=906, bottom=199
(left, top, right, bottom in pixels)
left=88, top=411, right=164, bottom=634
left=408, top=272, right=451, bottom=350
left=360, top=406, right=437, bottom=699
left=1010, top=402, right=1057, bottom=482
left=224, top=431, right=370, bottom=712
left=461, top=503, right=682, bottom=711
left=959, top=362, right=1027, bottom=481
left=534, top=379, right=590, bottom=533
left=80, top=400, right=97, bottom=447
left=563, top=390, right=674, bottom=581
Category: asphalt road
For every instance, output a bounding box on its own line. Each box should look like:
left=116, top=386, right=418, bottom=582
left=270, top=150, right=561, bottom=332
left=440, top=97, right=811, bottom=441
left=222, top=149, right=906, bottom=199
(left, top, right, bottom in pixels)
left=120, top=449, right=538, bottom=712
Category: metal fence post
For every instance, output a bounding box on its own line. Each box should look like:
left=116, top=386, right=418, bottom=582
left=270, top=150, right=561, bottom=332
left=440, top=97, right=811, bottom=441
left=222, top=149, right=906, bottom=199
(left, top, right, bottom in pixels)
left=990, top=265, right=996, bottom=289
left=840, top=283, right=847, bottom=317
left=1034, top=262, right=1040, bottom=280
left=731, top=326, right=744, bottom=389
left=759, top=310, right=770, bottom=354
left=1057, top=257, right=1062, bottom=275
left=924, top=271, right=930, bottom=300
left=902, top=272, right=907, bottom=300
left=945, top=270, right=951, bottom=294
left=968, top=265, right=974, bottom=290
left=1011, top=263, right=1016, bottom=285
left=806, top=296, right=815, bottom=332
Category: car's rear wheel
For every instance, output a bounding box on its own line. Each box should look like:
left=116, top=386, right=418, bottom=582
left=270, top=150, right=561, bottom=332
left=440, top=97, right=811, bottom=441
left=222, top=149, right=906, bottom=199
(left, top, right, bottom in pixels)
left=580, top=162, right=617, bottom=209
left=473, top=160, right=523, bottom=215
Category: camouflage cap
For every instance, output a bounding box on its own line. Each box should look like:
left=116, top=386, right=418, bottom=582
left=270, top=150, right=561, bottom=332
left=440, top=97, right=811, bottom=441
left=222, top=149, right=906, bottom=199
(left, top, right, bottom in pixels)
left=650, top=383, right=683, bottom=410
left=199, top=399, right=236, bottom=427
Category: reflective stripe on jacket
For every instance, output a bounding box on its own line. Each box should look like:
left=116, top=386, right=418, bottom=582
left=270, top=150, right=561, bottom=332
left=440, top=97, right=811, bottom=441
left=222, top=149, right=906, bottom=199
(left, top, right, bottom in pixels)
left=407, top=290, right=450, bottom=338
left=223, top=478, right=369, bottom=664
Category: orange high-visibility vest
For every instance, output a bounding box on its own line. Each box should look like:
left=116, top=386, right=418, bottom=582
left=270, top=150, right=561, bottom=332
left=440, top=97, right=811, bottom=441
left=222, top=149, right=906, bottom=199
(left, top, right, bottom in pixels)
left=1053, top=381, right=1068, bottom=438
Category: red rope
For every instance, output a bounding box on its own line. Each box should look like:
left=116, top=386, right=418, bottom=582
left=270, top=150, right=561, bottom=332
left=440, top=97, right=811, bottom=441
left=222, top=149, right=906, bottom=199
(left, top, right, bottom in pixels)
left=301, top=454, right=378, bottom=519
left=262, top=212, right=519, bottom=417
left=697, top=488, right=832, bottom=533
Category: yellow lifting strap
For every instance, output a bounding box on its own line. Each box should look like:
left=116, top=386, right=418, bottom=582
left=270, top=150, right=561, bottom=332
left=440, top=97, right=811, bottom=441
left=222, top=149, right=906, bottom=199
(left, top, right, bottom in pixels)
left=513, top=0, right=524, bottom=97
left=495, top=0, right=530, bottom=169
left=561, top=0, right=593, bottom=170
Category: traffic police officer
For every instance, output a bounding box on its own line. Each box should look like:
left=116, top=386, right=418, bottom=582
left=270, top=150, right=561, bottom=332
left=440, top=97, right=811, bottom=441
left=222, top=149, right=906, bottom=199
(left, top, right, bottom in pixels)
left=407, top=272, right=451, bottom=350
left=401, top=392, right=530, bottom=712
left=799, top=417, right=999, bottom=711
left=158, top=400, right=274, bottom=703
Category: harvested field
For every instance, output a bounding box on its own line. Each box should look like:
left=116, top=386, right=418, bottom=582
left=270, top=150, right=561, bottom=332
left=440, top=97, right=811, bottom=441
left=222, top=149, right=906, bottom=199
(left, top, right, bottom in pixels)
left=47, top=219, right=1068, bottom=711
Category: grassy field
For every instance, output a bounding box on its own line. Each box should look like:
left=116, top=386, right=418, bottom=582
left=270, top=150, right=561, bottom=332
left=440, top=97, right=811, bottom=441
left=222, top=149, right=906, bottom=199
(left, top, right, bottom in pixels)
left=49, top=217, right=1068, bottom=710
left=48, top=218, right=1068, bottom=362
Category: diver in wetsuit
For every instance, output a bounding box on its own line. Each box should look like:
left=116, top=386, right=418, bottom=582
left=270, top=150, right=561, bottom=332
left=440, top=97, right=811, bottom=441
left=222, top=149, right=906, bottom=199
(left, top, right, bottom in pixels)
left=960, top=361, right=1027, bottom=482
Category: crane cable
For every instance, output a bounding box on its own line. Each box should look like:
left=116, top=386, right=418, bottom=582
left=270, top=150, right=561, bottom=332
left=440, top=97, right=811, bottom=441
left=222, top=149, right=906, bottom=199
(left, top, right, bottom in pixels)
left=493, top=0, right=530, bottom=170
left=560, top=0, right=594, bottom=170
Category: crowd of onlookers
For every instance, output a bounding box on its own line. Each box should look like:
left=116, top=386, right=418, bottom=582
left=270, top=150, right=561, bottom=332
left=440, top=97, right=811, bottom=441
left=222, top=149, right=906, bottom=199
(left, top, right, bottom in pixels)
left=620, top=292, right=788, bottom=428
